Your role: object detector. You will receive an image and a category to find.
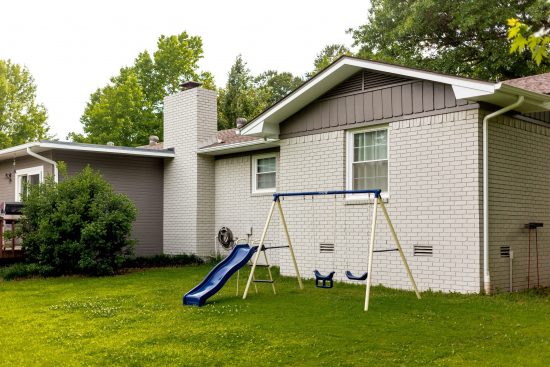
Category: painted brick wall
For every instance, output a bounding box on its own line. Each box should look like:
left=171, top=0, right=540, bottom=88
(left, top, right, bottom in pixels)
left=163, top=88, right=217, bottom=256
left=276, top=110, right=482, bottom=293
left=214, top=154, right=283, bottom=265
left=488, top=115, right=550, bottom=291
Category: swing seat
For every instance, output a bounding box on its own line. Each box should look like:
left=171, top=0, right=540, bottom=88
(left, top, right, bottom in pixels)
left=314, top=270, right=335, bottom=288
left=345, top=271, right=368, bottom=281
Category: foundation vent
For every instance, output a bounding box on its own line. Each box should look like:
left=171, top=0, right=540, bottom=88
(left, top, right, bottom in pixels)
left=320, top=243, right=335, bottom=253
left=413, top=245, right=433, bottom=257
left=500, top=246, right=511, bottom=258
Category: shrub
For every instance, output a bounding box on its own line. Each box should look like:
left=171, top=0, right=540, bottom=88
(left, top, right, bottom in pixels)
left=21, top=165, right=137, bottom=276
left=0, top=263, right=54, bottom=280
left=121, top=254, right=203, bottom=268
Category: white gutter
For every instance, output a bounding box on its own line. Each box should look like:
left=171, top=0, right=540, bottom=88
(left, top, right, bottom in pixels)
left=482, top=95, right=524, bottom=294
left=27, top=147, right=59, bottom=182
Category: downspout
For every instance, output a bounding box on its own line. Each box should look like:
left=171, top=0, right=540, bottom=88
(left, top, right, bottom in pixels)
left=26, top=147, right=58, bottom=182
left=483, top=95, right=524, bottom=294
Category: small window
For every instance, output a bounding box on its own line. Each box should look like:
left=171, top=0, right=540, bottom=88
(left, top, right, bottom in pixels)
left=15, top=166, right=43, bottom=201
left=252, top=154, right=277, bottom=193
left=347, top=127, right=389, bottom=196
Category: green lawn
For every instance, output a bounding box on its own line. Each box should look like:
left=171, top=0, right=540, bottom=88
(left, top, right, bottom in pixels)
left=1, top=265, right=550, bottom=366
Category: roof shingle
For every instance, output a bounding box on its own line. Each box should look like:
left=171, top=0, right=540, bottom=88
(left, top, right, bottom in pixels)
left=503, top=73, right=550, bottom=95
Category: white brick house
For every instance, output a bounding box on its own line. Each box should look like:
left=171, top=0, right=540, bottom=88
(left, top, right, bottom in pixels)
left=3, top=57, right=550, bottom=294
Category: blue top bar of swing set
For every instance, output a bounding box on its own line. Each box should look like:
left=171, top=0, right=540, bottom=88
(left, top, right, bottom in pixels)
left=273, top=189, right=382, bottom=201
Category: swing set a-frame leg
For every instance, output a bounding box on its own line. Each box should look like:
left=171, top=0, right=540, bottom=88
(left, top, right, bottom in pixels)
left=378, top=196, right=421, bottom=300
left=243, top=201, right=276, bottom=299
left=243, top=198, right=304, bottom=300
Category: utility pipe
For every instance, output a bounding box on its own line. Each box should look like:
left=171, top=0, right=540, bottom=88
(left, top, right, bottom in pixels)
left=26, top=147, right=58, bottom=182
left=483, top=95, right=524, bottom=294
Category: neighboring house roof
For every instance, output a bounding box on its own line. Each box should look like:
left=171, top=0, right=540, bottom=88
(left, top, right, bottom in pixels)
left=0, top=140, right=175, bottom=161
left=197, top=128, right=279, bottom=156
left=240, top=56, right=550, bottom=137
left=503, top=73, right=550, bottom=95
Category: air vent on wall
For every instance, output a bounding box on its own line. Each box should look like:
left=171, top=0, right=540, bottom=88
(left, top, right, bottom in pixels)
left=413, top=245, right=433, bottom=257
left=500, top=246, right=511, bottom=258
left=320, top=243, right=335, bottom=253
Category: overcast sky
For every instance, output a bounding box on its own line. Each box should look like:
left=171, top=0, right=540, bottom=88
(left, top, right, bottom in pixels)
left=0, top=0, right=369, bottom=140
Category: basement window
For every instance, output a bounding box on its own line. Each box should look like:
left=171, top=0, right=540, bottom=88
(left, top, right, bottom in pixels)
left=252, top=154, right=277, bottom=194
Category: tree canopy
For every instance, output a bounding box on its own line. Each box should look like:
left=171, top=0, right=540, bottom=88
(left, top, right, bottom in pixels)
left=217, top=55, right=303, bottom=130
left=70, top=32, right=214, bottom=146
left=0, top=59, right=49, bottom=149
left=349, top=0, right=550, bottom=80
left=307, top=44, right=351, bottom=77
left=508, top=17, right=550, bottom=65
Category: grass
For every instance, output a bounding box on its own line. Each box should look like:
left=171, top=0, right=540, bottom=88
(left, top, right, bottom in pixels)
left=1, top=265, right=550, bottom=366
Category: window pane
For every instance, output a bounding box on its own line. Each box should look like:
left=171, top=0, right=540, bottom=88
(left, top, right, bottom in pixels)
left=354, top=133, right=364, bottom=148
left=257, top=157, right=276, bottom=173
left=257, top=172, right=276, bottom=189
left=364, top=145, right=376, bottom=161
left=352, top=161, right=388, bottom=191
left=29, top=174, right=40, bottom=186
left=375, top=130, right=387, bottom=145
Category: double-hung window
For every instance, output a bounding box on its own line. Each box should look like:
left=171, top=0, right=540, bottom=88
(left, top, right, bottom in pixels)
left=252, top=154, right=277, bottom=193
left=15, top=166, right=43, bottom=201
left=347, top=127, right=388, bottom=196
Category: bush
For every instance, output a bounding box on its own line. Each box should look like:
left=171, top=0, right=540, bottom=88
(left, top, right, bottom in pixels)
left=21, top=166, right=137, bottom=276
left=0, top=263, right=54, bottom=280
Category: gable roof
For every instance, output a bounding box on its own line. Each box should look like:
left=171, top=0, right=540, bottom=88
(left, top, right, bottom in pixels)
left=503, top=73, right=550, bottom=95
left=240, top=56, right=550, bottom=137
left=0, top=140, right=175, bottom=161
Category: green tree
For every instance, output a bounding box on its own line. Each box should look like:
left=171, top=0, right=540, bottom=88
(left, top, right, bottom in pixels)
left=255, top=70, right=303, bottom=106
left=308, top=44, right=351, bottom=77
left=0, top=59, right=49, bottom=149
left=217, top=56, right=303, bottom=130
left=70, top=32, right=214, bottom=146
left=217, top=55, right=259, bottom=130
left=349, top=0, right=550, bottom=80
left=508, top=18, right=550, bottom=65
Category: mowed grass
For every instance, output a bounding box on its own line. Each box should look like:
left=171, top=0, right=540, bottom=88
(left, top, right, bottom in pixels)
left=1, top=265, right=550, bottom=367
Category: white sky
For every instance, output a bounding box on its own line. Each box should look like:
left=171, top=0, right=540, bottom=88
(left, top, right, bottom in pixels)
left=0, top=0, right=369, bottom=140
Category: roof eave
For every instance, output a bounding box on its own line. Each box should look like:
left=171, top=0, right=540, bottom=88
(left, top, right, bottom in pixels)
left=0, top=141, right=176, bottom=161
left=240, top=56, right=499, bottom=138
left=197, top=139, right=280, bottom=156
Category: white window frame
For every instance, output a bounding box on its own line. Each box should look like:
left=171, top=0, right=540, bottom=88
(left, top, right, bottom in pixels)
left=15, top=166, right=44, bottom=201
left=346, top=125, right=390, bottom=200
left=252, top=153, right=277, bottom=194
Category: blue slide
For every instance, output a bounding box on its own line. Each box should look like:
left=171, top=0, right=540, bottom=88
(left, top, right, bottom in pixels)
left=183, top=244, right=258, bottom=306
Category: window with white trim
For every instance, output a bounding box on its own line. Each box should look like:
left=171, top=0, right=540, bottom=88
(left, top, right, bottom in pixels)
left=346, top=127, right=389, bottom=195
left=15, top=166, right=43, bottom=201
left=252, top=154, right=277, bottom=193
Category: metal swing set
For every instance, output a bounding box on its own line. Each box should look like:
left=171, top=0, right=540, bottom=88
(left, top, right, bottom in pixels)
left=243, top=189, right=421, bottom=311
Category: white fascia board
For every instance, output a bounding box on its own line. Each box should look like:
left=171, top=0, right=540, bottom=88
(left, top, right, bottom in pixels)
left=0, top=142, right=39, bottom=157
left=37, top=142, right=176, bottom=158
left=197, top=139, right=279, bottom=155
left=344, top=58, right=496, bottom=92
left=452, top=85, right=495, bottom=99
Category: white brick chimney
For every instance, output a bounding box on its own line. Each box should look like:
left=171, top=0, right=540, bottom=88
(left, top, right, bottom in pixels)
left=163, top=85, right=217, bottom=256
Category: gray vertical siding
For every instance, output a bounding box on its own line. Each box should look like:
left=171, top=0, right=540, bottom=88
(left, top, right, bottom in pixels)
left=280, top=70, right=472, bottom=138
left=52, top=151, right=164, bottom=256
